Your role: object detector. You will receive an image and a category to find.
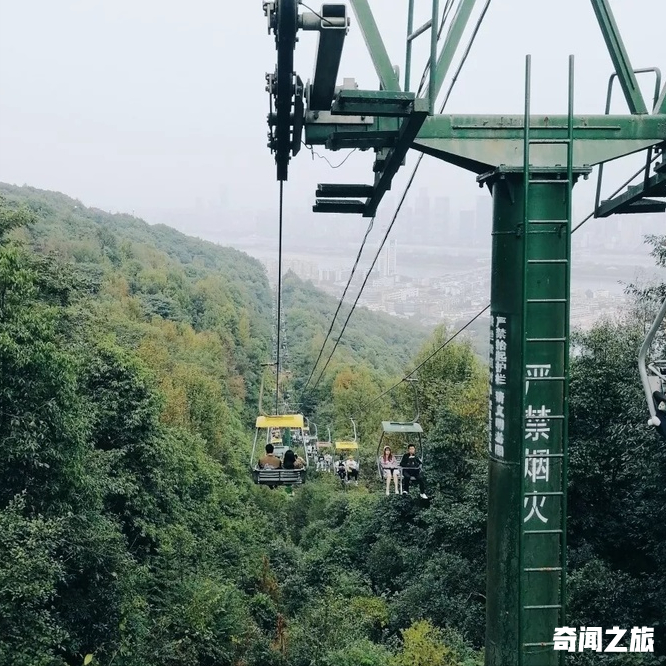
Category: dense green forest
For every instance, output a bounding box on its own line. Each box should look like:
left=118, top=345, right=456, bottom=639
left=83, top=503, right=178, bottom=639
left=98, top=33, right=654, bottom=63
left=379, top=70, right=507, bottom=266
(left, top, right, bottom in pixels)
left=1, top=183, right=664, bottom=665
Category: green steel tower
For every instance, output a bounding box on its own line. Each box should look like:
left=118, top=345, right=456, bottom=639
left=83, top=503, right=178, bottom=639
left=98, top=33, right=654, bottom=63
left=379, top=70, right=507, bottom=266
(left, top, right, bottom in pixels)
left=262, top=1, right=666, bottom=663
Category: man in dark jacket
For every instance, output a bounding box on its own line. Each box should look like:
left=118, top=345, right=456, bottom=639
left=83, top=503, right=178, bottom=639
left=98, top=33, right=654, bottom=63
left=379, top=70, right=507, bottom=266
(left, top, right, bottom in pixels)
left=259, top=443, right=281, bottom=469
left=400, top=444, right=428, bottom=499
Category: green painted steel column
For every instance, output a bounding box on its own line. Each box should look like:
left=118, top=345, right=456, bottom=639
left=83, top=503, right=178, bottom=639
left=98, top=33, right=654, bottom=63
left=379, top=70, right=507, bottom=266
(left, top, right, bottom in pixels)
left=483, top=169, right=578, bottom=666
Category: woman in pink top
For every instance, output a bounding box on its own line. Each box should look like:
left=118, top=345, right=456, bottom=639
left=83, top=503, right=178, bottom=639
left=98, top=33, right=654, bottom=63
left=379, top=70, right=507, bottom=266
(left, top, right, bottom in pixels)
left=381, top=446, right=400, bottom=495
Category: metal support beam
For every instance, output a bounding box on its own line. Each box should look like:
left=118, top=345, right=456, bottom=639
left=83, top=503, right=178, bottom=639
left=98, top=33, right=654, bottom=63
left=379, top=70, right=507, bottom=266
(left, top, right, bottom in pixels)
left=429, top=0, right=440, bottom=114
left=413, top=113, right=666, bottom=170
left=407, top=18, right=432, bottom=42
left=404, top=0, right=415, bottom=91
left=589, top=0, right=648, bottom=114
left=426, top=0, right=478, bottom=104
left=348, top=0, right=401, bottom=91
left=656, top=82, right=666, bottom=114
left=306, top=107, right=666, bottom=174
left=366, top=103, right=429, bottom=216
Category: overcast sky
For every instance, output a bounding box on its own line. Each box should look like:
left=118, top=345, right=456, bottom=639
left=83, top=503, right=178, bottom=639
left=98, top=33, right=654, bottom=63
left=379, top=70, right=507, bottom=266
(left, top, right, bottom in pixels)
left=0, top=0, right=664, bottom=241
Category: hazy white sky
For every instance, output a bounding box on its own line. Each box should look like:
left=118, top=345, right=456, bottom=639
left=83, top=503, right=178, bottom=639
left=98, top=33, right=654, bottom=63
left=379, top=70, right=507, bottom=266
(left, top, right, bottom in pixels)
left=0, top=0, right=664, bottom=236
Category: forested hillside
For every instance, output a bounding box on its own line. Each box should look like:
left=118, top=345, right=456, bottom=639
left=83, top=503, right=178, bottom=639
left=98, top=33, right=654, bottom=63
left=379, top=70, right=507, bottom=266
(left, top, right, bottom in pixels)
left=1, top=184, right=664, bottom=665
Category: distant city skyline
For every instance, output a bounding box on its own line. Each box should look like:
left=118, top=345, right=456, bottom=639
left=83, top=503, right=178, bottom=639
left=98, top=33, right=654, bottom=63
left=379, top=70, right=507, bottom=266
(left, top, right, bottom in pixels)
left=137, top=189, right=664, bottom=256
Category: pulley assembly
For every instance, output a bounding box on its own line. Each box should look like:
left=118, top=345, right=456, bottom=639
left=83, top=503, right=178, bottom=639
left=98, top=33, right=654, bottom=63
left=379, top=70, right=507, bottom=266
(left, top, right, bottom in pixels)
left=264, top=1, right=350, bottom=181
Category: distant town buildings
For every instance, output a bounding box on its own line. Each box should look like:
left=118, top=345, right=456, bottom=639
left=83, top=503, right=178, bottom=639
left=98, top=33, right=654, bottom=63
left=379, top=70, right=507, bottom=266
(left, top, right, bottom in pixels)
left=158, top=187, right=665, bottom=333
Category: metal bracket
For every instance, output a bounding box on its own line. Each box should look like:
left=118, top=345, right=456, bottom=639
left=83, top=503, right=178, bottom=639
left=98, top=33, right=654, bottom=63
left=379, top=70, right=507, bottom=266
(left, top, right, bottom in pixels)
left=306, top=110, right=374, bottom=125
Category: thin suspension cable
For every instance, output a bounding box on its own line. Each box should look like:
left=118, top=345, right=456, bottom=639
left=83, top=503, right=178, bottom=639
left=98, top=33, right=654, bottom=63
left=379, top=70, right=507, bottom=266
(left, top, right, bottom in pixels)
left=302, top=0, right=488, bottom=393
left=358, top=305, right=491, bottom=413
left=303, top=217, right=375, bottom=390
left=308, top=0, right=493, bottom=391
left=275, top=181, right=284, bottom=415
left=303, top=0, right=453, bottom=390
left=353, top=180, right=642, bottom=413
left=310, top=157, right=423, bottom=391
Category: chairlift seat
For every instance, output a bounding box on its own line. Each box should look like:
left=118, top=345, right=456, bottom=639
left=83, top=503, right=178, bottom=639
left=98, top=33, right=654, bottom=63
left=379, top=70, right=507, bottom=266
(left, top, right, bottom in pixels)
left=253, top=467, right=305, bottom=486
left=381, top=421, right=423, bottom=433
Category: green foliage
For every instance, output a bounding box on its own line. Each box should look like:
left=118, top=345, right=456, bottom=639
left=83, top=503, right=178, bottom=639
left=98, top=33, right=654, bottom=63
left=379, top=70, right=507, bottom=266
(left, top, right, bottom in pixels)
left=391, top=620, right=456, bottom=666
left=8, top=182, right=665, bottom=665
left=567, top=317, right=666, bottom=661
left=0, top=496, right=67, bottom=666
left=322, top=639, right=391, bottom=666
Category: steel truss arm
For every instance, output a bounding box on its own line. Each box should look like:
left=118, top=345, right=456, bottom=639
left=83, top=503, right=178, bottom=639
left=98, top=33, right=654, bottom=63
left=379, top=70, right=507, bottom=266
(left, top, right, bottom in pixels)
left=589, top=0, right=648, bottom=114
left=413, top=113, right=666, bottom=171
left=426, top=0, right=478, bottom=105
left=348, top=0, right=400, bottom=91
left=656, top=83, right=666, bottom=115
left=305, top=111, right=666, bottom=173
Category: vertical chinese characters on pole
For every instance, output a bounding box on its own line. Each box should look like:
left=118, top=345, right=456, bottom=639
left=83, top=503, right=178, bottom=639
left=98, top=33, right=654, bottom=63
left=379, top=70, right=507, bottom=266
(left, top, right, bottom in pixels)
left=523, top=363, right=552, bottom=524
left=488, top=316, right=495, bottom=454
left=489, top=315, right=508, bottom=459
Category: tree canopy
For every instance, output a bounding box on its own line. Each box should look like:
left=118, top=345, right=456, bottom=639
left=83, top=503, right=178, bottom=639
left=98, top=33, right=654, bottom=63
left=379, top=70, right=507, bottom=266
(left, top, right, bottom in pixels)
left=1, top=183, right=664, bottom=664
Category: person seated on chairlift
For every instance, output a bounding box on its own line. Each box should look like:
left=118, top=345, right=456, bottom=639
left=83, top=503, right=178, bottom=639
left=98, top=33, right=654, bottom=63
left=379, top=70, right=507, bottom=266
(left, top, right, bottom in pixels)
left=400, top=444, right=428, bottom=499
left=294, top=452, right=306, bottom=469
left=259, top=443, right=281, bottom=469
left=282, top=449, right=297, bottom=470
left=380, top=445, right=400, bottom=496
left=336, top=457, right=347, bottom=481
left=345, top=454, right=359, bottom=485
left=652, top=390, right=666, bottom=438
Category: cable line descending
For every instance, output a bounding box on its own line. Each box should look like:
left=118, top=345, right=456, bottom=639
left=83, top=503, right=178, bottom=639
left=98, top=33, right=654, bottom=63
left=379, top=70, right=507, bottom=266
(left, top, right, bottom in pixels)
left=307, top=0, right=492, bottom=392
left=302, top=1, right=464, bottom=392
left=354, top=170, right=651, bottom=415
left=302, top=216, right=374, bottom=391
left=275, top=181, right=284, bottom=414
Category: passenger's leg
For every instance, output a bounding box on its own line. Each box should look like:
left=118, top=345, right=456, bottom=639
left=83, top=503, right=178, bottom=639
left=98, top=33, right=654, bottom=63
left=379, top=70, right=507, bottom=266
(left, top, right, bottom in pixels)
left=402, top=471, right=411, bottom=493
left=393, top=470, right=400, bottom=494
left=385, top=471, right=391, bottom=495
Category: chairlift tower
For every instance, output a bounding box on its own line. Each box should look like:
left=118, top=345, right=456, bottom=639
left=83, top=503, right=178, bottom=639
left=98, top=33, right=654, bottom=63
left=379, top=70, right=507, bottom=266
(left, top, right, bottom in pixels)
left=262, top=1, right=666, bottom=664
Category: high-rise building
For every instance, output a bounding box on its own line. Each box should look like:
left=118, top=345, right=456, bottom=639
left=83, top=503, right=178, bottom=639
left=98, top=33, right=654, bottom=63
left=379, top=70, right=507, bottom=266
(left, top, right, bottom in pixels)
left=378, top=238, right=398, bottom=277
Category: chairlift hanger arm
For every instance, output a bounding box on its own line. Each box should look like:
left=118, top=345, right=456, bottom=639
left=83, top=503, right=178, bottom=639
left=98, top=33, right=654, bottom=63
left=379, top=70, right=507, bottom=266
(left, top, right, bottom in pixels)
left=639, top=298, right=666, bottom=426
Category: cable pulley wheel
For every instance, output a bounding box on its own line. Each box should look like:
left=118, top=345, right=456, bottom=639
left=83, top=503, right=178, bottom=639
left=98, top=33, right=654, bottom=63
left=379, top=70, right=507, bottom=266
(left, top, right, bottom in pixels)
left=269, top=0, right=300, bottom=181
